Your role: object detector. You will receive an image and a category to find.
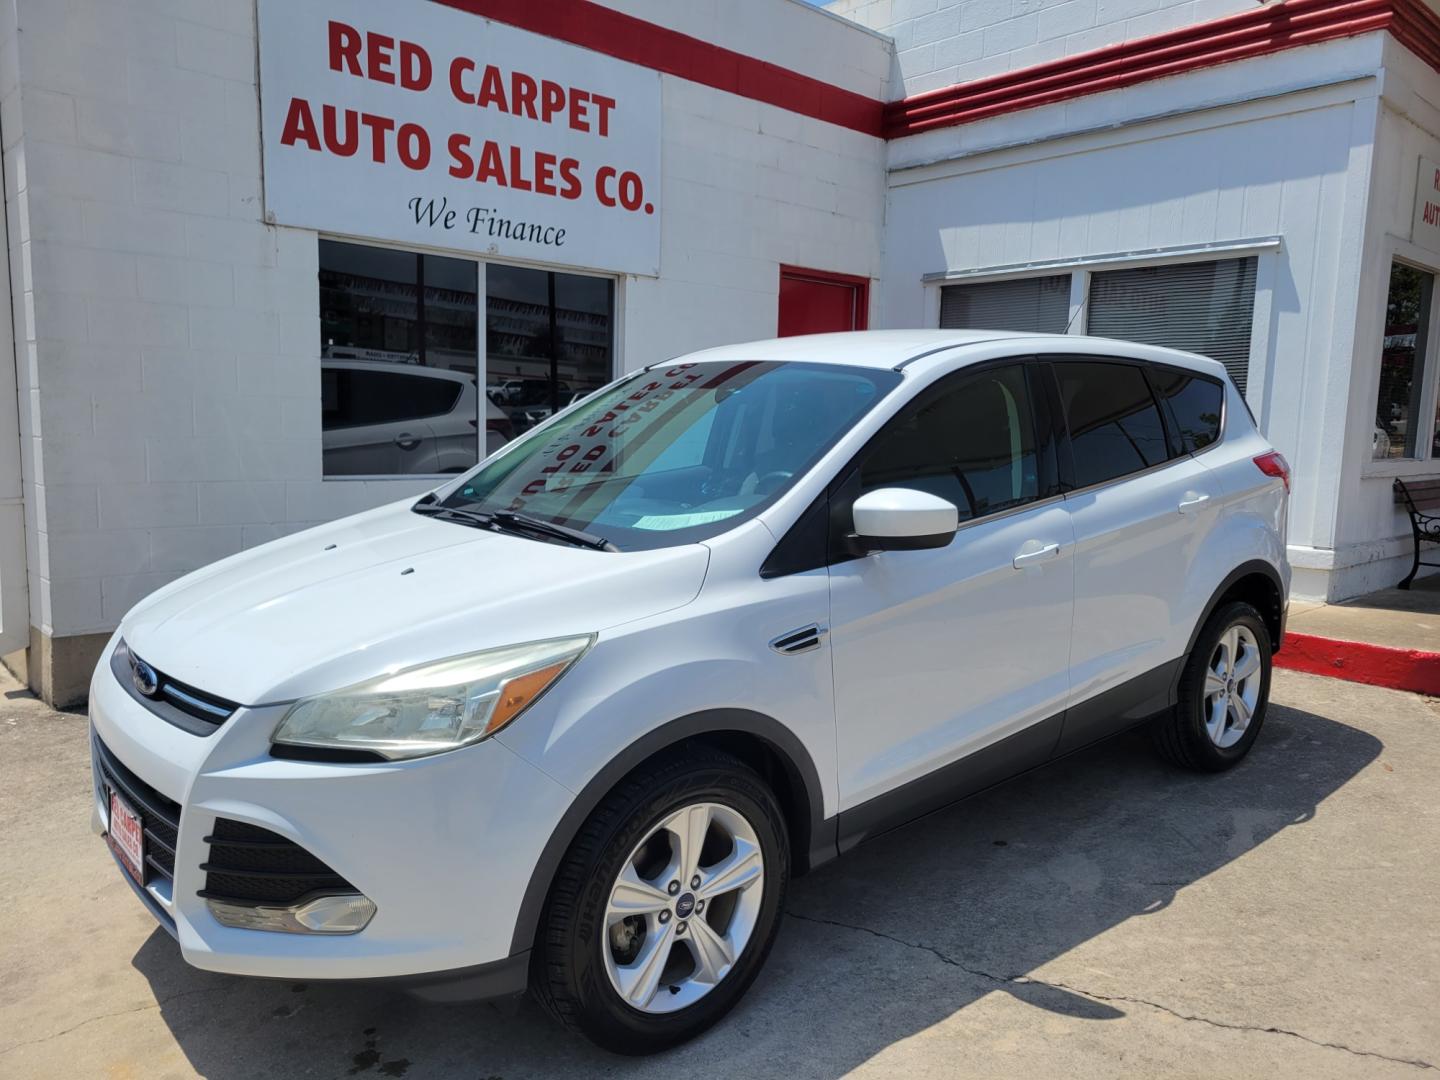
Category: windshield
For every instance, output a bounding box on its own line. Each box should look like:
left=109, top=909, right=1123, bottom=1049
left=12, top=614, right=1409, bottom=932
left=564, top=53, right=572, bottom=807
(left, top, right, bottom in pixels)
left=435, top=360, right=900, bottom=550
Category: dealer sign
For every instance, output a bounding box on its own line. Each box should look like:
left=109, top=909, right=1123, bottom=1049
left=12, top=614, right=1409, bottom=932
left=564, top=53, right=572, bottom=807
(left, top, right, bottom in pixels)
left=257, top=0, right=662, bottom=276
left=1414, top=157, right=1440, bottom=256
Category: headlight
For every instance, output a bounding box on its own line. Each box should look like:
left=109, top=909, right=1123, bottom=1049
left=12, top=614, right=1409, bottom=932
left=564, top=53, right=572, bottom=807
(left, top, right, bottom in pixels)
left=272, top=636, right=593, bottom=760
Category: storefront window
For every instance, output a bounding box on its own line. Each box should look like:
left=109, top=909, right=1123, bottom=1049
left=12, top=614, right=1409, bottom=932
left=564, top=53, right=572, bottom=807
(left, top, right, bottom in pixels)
left=317, top=241, right=613, bottom=477
left=486, top=265, right=614, bottom=439
left=1373, top=262, right=1435, bottom=461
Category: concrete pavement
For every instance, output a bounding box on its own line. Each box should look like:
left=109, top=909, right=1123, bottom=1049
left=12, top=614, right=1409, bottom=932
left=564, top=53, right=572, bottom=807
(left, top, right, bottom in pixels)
left=1, top=669, right=1437, bottom=1078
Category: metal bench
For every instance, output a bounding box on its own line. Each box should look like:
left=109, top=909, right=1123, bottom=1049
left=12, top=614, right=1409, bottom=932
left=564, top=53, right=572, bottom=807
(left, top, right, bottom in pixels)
left=1393, top=477, right=1440, bottom=588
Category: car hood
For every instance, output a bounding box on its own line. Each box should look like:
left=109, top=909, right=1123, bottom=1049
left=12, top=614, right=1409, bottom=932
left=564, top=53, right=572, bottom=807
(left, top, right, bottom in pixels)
left=120, top=500, right=711, bottom=705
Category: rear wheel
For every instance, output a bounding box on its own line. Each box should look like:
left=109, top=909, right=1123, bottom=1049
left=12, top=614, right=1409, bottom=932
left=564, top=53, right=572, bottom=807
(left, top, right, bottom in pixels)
left=1154, top=600, right=1272, bottom=771
left=531, top=748, right=788, bottom=1054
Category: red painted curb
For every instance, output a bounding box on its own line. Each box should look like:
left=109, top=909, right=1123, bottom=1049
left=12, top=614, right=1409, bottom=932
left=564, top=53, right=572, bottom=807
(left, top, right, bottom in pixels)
left=1274, top=631, right=1440, bottom=695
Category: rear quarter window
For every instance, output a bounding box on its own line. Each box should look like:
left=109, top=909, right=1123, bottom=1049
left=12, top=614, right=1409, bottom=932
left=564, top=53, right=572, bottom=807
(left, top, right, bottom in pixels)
left=1150, top=368, right=1224, bottom=452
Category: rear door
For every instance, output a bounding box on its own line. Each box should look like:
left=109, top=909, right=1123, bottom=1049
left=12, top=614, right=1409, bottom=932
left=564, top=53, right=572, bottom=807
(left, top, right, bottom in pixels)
left=1049, top=357, right=1223, bottom=753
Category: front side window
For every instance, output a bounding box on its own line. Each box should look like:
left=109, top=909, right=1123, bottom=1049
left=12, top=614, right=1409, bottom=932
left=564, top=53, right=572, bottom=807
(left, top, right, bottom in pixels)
left=441, top=362, right=900, bottom=550
left=1058, top=361, right=1168, bottom=487
left=1373, top=261, right=1435, bottom=460
left=859, top=364, right=1042, bottom=522
left=1149, top=368, right=1224, bottom=454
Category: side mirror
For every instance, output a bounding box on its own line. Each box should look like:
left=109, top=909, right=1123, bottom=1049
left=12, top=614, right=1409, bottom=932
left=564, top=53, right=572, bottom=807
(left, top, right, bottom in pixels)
left=850, top=488, right=959, bottom=552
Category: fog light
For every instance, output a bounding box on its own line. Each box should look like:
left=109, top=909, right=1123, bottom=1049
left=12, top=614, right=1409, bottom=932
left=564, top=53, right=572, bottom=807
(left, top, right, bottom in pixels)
left=207, top=891, right=376, bottom=934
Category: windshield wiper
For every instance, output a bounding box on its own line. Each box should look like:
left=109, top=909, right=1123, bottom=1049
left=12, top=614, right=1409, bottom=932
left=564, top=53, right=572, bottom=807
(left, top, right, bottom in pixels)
left=412, top=503, right=496, bottom=530
left=414, top=500, right=618, bottom=551
left=491, top=511, right=619, bottom=552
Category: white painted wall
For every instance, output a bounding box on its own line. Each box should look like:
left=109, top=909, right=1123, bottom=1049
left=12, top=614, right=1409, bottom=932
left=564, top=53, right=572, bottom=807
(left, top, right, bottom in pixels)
left=0, top=0, right=28, bottom=654
left=882, top=47, right=1388, bottom=599
left=828, top=0, right=1253, bottom=96
left=1323, top=36, right=1440, bottom=598
left=6, top=0, right=889, bottom=651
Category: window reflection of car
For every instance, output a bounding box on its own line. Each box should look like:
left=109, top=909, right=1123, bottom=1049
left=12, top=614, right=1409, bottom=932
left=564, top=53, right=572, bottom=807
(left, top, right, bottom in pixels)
left=321, top=360, right=512, bottom=476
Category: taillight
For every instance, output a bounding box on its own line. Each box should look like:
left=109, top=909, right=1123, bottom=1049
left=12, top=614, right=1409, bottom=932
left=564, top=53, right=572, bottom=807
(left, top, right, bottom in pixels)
left=1254, top=450, right=1290, bottom=493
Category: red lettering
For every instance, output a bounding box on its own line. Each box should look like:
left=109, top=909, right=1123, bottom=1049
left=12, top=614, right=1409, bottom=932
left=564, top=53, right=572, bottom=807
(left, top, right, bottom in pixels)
left=476, top=140, right=505, bottom=185
left=559, top=158, right=582, bottom=199
left=540, top=79, right=565, bottom=124
left=399, top=41, right=432, bottom=91
left=596, top=165, right=617, bottom=208
left=397, top=123, right=430, bottom=170
left=447, top=133, right=473, bottom=178
left=534, top=151, right=557, bottom=196
left=512, top=72, right=538, bottom=119
left=327, top=21, right=362, bottom=75
left=359, top=112, right=395, bottom=162
left=592, top=94, right=615, bottom=137
left=450, top=57, right=475, bottom=103
left=568, top=89, right=591, bottom=132
left=321, top=104, right=357, bottom=156
left=508, top=144, right=532, bottom=192
left=280, top=97, right=320, bottom=150
left=367, top=32, right=396, bottom=84
left=477, top=65, right=508, bottom=110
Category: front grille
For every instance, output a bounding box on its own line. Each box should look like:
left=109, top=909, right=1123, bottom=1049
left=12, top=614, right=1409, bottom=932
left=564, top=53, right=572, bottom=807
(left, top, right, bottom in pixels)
left=199, top=818, right=357, bottom=907
left=94, top=735, right=181, bottom=886
left=111, top=640, right=239, bottom=736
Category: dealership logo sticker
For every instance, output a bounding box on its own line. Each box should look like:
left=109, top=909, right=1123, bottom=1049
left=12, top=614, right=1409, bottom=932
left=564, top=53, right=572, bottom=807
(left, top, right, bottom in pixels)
left=257, top=0, right=662, bottom=276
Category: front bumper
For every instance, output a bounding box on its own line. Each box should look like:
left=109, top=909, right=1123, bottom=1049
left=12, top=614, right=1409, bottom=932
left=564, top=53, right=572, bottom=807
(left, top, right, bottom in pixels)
left=88, top=644, right=573, bottom=994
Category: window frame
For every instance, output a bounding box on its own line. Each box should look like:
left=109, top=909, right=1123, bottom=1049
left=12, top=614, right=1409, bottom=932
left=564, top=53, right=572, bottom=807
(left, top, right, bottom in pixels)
left=1362, top=241, right=1440, bottom=477
left=1042, top=355, right=1208, bottom=497
left=821, top=357, right=1063, bottom=566
left=316, top=234, right=621, bottom=484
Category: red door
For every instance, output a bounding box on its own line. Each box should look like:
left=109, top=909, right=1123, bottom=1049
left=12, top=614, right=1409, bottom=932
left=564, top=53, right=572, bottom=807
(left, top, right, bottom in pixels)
left=778, top=266, right=869, bottom=337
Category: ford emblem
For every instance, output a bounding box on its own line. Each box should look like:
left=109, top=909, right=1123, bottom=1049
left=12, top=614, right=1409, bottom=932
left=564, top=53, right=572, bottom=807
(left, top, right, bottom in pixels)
left=131, top=656, right=160, bottom=698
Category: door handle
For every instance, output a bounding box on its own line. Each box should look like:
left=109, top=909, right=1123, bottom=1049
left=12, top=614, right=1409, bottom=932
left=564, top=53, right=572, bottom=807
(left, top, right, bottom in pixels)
left=394, top=433, right=421, bottom=451
left=1013, top=541, right=1061, bottom=569
left=1178, top=491, right=1211, bottom=514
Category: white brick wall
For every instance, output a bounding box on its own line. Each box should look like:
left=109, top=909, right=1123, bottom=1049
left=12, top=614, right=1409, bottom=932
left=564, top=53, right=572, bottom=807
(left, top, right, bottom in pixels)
left=829, top=0, right=1254, bottom=96
left=4, top=0, right=890, bottom=643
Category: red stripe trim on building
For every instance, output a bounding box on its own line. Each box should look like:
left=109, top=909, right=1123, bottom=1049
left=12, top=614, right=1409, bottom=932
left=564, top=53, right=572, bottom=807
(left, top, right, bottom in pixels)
left=428, top=0, right=886, bottom=137
left=884, top=0, right=1440, bottom=138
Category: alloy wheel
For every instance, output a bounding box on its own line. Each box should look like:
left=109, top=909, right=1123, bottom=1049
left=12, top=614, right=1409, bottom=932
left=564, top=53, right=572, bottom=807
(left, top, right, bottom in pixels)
left=1204, top=624, right=1262, bottom=748
left=602, top=801, right=765, bottom=1014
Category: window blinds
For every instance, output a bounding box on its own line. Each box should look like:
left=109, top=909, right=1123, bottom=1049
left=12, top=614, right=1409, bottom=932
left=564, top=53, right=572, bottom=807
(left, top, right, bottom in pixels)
left=939, top=274, right=1071, bottom=334
left=1087, top=257, right=1258, bottom=393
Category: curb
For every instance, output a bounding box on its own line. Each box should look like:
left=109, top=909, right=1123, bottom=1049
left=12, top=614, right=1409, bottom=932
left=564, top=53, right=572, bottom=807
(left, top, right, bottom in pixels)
left=1275, top=631, right=1440, bottom=696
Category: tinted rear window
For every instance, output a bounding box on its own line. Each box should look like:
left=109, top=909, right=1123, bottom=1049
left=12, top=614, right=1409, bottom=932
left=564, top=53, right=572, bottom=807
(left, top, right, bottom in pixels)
left=322, top=369, right=462, bottom=429
left=1150, top=368, right=1224, bottom=453
left=1058, top=361, right=1168, bottom=487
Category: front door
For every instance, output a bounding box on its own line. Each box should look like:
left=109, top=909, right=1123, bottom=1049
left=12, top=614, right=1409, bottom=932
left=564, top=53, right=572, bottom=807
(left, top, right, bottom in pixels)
left=778, top=266, right=869, bottom=336
left=829, top=362, right=1075, bottom=848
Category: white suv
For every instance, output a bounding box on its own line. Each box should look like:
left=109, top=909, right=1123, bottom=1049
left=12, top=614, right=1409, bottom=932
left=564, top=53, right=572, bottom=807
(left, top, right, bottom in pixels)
left=90, top=331, right=1289, bottom=1054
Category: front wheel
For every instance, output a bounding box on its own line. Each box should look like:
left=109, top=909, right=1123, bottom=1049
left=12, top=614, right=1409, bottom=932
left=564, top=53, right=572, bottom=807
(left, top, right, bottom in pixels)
left=1154, top=600, right=1272, bottom=771
left=530, top=748, right=789, bottom=1054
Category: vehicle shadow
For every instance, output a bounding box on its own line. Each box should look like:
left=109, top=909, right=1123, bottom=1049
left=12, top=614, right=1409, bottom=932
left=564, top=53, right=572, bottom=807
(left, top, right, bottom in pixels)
left=132, top=701, right=1379, bottom=1078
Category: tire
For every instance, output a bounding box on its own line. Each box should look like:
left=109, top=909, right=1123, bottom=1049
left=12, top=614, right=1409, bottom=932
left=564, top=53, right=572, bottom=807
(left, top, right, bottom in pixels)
left=1154, top=600, right=1273, bottom=772
left=530, top=746, right=790, bottom=1055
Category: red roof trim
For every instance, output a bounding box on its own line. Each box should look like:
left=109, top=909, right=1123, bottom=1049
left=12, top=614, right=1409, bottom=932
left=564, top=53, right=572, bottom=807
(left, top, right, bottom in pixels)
left=885, top=0, right=1440, bottom=138
left=428, top=0, right=886, bottom=137
left=426, top=0, right=1440, bottom=142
